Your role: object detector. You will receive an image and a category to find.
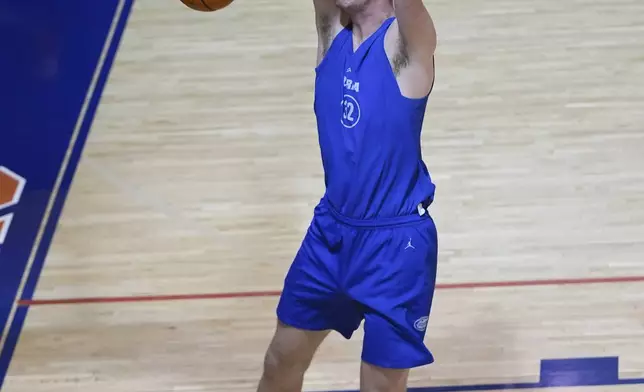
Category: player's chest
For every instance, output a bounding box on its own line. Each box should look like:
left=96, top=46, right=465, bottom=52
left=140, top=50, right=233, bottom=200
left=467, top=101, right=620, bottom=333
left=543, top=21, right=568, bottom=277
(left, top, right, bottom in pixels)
left=331, top=68, right=384, bottom=131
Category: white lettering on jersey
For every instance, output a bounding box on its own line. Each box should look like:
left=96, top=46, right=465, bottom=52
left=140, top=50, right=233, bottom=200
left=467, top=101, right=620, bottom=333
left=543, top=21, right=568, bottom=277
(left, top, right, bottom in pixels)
left=343, top=76, right=360, bottom=93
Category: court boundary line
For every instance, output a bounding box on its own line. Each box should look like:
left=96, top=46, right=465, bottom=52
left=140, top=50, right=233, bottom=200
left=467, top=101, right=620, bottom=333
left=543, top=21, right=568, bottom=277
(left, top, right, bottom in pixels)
left=0, top=0, right=132, bottom=385
left=18, top=275, right=644, bottom=306
left=329, top=356, right=644, bottom=392
left=344, top=378, right=644, bottom=392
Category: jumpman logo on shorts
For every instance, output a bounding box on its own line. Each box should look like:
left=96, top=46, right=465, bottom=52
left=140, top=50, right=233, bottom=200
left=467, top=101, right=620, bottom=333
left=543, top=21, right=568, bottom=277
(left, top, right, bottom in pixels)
left=405, top=238, right=415, bottom=250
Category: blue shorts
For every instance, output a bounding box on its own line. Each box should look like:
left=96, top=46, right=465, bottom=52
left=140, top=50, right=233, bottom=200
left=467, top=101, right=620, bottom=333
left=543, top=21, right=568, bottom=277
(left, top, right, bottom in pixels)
left=276, top=198, right=438, bottom=369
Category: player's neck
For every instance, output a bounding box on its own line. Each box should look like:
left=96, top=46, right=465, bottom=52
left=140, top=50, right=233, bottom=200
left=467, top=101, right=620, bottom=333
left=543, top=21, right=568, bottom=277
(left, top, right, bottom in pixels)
left=348, top=4, right=394, bottom=48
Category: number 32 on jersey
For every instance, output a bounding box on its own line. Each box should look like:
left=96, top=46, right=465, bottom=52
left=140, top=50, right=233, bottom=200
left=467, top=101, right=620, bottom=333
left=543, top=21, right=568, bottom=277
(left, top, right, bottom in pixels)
left=341, top=94, right=361, bottom=129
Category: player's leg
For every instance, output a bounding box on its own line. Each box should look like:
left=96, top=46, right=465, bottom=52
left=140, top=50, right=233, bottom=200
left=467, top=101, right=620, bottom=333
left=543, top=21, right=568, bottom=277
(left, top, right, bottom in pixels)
left=351, top=217, right=439, bottom=391
left=360, top=362, right=409, bottom=392
left=257, top=321, right=330, bottom=392
left=258, top=204, right=356, bottom=391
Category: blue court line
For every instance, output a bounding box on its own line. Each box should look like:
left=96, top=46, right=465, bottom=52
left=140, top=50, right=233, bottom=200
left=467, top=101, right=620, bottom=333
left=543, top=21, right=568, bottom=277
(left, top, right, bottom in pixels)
left=0, top=0, right=134, bottom=388
left=329, top=357, right=644, bottom=392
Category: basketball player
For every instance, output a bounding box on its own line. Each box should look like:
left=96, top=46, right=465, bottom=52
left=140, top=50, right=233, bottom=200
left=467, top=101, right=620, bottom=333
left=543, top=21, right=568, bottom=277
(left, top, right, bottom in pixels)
left=257, top=0, right=437, bottom=391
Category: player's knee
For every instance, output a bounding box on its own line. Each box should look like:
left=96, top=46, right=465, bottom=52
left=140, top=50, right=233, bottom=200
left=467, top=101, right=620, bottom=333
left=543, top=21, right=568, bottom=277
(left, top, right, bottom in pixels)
left=262, top=341, right=310, bottom=381
left=360, top=362, right=409, bottom=392
left=361, top=382, right=406, bottom=392
left=361, top=378, right=407, bottom=392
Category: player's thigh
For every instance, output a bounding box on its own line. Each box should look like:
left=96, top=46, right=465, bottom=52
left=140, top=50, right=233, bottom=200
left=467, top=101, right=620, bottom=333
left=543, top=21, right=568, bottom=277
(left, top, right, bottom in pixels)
left=263, top=320, right=330, bottom=371
left=360, top=361, right=409, bottom=392
left=276, top=206, right=347, bottom=332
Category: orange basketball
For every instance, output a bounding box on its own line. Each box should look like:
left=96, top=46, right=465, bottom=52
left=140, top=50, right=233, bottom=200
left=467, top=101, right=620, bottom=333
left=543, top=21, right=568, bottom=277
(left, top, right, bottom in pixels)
left=180, top=0, right=233, bottom=12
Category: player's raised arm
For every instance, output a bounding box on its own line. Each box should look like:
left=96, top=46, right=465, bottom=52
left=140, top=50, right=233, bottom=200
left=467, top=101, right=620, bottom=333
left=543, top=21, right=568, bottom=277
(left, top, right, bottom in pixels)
left=313, top=0, right=344, bottom=65
left=393, top=0, right=437, bottom=66
left=391, top=0, right=436, bottom=97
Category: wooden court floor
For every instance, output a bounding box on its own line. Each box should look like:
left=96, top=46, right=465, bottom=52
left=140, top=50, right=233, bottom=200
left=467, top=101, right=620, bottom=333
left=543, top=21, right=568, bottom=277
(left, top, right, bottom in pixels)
left=3, top=0, right=644, bottom=391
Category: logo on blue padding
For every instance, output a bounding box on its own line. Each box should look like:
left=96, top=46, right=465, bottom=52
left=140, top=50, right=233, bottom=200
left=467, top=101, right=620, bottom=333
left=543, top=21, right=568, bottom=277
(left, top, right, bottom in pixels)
left=0, top=166, right=26, bottom=246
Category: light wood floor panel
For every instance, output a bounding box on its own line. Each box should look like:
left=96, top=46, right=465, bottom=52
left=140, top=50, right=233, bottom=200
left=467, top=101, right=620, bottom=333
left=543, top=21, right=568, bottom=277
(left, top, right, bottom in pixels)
left=5, top=283, right=643, bottom=391
left=32, top=0, right=644, bottom=299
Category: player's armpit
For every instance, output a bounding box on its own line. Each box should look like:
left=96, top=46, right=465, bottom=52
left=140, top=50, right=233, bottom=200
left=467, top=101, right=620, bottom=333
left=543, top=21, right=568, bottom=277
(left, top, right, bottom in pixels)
left=313, top=0, right=344, bottom=64
left=393, top=0, right=437, bottom=69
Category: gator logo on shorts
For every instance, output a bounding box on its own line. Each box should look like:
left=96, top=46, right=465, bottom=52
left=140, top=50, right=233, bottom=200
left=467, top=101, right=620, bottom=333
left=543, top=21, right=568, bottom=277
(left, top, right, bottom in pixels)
left=414, top=316, right=429, bottom=332
left=0, top=166, right=27, bottom=245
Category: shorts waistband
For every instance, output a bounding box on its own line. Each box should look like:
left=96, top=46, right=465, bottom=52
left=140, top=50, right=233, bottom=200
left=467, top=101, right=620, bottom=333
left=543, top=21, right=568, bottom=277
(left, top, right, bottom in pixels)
left=323, top=198, right=432, bottom=229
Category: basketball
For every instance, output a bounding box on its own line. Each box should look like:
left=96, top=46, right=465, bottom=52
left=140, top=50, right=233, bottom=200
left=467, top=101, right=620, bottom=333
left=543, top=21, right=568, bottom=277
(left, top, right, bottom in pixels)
left=180, top=0, right=233, bottom=12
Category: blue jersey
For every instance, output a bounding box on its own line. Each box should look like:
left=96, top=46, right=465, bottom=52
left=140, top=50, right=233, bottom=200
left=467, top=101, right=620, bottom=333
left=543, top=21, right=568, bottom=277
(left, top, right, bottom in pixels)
left=314, top=17, right=436, bottom=220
